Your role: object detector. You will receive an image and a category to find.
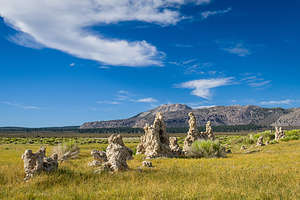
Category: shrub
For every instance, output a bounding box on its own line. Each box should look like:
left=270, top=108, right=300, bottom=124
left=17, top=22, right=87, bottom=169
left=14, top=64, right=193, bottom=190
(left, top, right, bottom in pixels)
left=253, top=130, right=275, bottom=142
left=268, top=140, right=278, bottom=145
left=281, top=129, right=300, bottom=141
left=188, top=140, right=226, bottom=158
left=230, top=135, right=255, bottom=145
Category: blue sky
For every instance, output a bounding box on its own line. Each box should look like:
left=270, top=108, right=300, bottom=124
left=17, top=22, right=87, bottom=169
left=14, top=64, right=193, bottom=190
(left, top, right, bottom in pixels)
left=0, top=0, right=299, bottom=127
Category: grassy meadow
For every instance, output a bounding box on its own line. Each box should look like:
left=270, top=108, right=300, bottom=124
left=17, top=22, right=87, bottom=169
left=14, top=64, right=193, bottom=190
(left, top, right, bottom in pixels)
left=1, top=131, right=300, bottom=199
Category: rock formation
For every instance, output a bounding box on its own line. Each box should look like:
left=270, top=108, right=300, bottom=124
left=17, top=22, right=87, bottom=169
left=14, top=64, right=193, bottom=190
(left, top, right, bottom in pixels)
left=275, top=126, right=285, bottom=141
left=21, top=147, right=58, bottom=181
left=183, top=112, right=208, bottom=153
left=169, top=137, right=183, bottom=156
left=88, top=150, right=107, bottom=167
left=136, top=112, right=173, bottom=158
left=256, top=136, right=264, bottom=146
left=94, top=134, right=133, bottom=172
left=205, top=121, right=215, bottom=140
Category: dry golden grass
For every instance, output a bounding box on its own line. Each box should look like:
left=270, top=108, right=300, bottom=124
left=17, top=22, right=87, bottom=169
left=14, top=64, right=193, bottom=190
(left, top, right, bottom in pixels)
left=1, top=141, right=300, bottom=200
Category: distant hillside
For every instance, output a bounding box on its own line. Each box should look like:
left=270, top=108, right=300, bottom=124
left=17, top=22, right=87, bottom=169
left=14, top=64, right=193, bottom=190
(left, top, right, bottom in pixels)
left=272, top=108, right=300, bottom=126
left=80, top=104, right=296, bottom=129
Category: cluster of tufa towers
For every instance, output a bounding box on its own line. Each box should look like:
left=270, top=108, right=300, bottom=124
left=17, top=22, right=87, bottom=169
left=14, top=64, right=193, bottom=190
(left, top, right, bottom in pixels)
left=21, top=112, right=214, bottom=179
left=21, top=112, right=288, bottom=180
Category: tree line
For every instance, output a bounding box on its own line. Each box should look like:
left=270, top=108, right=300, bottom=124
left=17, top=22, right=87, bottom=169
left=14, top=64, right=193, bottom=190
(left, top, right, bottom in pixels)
left=0, top=124, right=268, bottom=134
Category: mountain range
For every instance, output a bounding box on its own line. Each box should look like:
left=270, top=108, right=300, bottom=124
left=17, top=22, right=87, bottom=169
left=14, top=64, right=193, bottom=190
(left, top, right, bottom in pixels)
left=80, top=104, right=300, bottom=129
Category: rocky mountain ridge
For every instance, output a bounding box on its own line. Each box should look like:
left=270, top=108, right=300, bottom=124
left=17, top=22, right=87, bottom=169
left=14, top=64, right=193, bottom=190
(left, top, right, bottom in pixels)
left=80, top=104, right=300, bottom=129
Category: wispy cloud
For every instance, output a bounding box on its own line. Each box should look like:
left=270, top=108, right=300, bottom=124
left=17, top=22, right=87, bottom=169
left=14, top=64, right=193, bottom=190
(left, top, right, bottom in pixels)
left=193, top=105, right=216, bottom=109
left=69, top=63, right=75, bottom=67
left=7, top=32, right=44, bottom=49
left=96, top=101, right=120, bottom=105
left=201, top=7, right=232, bottom=19
left=248, top=80, right=271, bottom=87
left=115, top=90, right=133, bottom=101
left=176, top=77, right=233, bottom=99
left=222, top=43, right=251, bottom=57
left=97, top=90, right=158, bottom=105
left=118, top=90, right=130, bottom=95
left=241, top=73, right=271, bottom=88
left=169, top=58, right=217, bottom=75
left=260, top=99, right=293, bottom=106
left=98, top=66, right=110, bottom=69
left=0, top=0, right=211, bottom=67
left=182, top=59, right=198, bottom=65
left=0, top=101, right=40, bottom=110
left=136, top=98, right=158, bottom=103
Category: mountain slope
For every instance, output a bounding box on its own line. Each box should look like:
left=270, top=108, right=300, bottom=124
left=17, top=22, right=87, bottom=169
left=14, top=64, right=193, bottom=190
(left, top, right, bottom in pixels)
left=80, top=104, right=296, bottom=128
left=272, top=108, right=300, bottom=126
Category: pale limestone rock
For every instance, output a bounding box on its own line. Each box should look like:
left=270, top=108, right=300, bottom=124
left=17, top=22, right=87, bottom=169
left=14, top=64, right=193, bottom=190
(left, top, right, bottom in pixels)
left=136, top=124, right=148, bottom=155
left=88, top=160, right=102, bottom=167
left=256, top=136, right=264, bottom=146
left=188, top=112, right=197, bottom=133
left=136, top=112, right=173, bottom=158
left=142, top=161, right=153, bottom=167
left=275, top=127, right=285, bottom=141
left=183, top=112, right=208, bottom=153
left=206, top=121, right=215, bottom=140
left=43, top=153, right=58, bottom=172
left=91, top=150, right=107, bottom=161
left=169, top=137, right=183, bottom=156
left=21, top=150, right=36, bottom=181
left=21, top=147, right=58, bottom=181
left=88, top=150, right=107, bottom=167
left=96, top=134, right=133, bottom=172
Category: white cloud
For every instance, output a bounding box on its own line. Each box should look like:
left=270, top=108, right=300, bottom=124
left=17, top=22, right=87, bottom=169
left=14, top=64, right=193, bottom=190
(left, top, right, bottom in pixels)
left=193, top=105, right=216, bottom=109
left=201, top=7, right=232, bottom=19
left=169, top=58, right=216, bottom=75
left=222, top=43, right=251, bottom=57
left=136, top=98, right=158, bottom=103
left=240, top=73, right=271, bottom=88
left=7, top=32, right=44, bottom=49
left=182, top=59, right=198, bottom=65
left=241, top=76, right=258, bottom=81
left=96, top=101, right=120, bottom=105
left=260, top=99, right=293, bottom=106
left=0, top=101, right=40, bottom=110
left=248, top=80, right=271, bottom=87
left=98, top=66, right=110, bottom=69
left=118, top=90, right=130, bottom=95
left=97, top=90, right=158, bottom=104
left=0, top=0, right=210, bottom=67
left=115, top=90, right=132, bottom=101
left=69, top=63, right=75, bottom=67
left=177, top=77, right=233, bottom=99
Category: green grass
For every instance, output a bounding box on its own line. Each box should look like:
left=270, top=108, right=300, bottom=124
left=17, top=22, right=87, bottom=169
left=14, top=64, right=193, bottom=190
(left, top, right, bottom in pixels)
left=0, top=143, right=299, bottom=199
left=1, top=130, right=300, bottom=199
left=0, top=137, right=141, bottom=145
left=189, top=140, right=226, bottom=158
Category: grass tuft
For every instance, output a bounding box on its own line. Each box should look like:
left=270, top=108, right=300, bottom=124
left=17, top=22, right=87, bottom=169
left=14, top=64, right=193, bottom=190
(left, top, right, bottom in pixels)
left=189, top=140, right=226, bottom=158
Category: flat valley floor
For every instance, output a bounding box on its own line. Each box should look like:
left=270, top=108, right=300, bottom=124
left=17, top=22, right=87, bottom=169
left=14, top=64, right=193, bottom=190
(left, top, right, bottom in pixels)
left=1, top=140, right=300, bottom=200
